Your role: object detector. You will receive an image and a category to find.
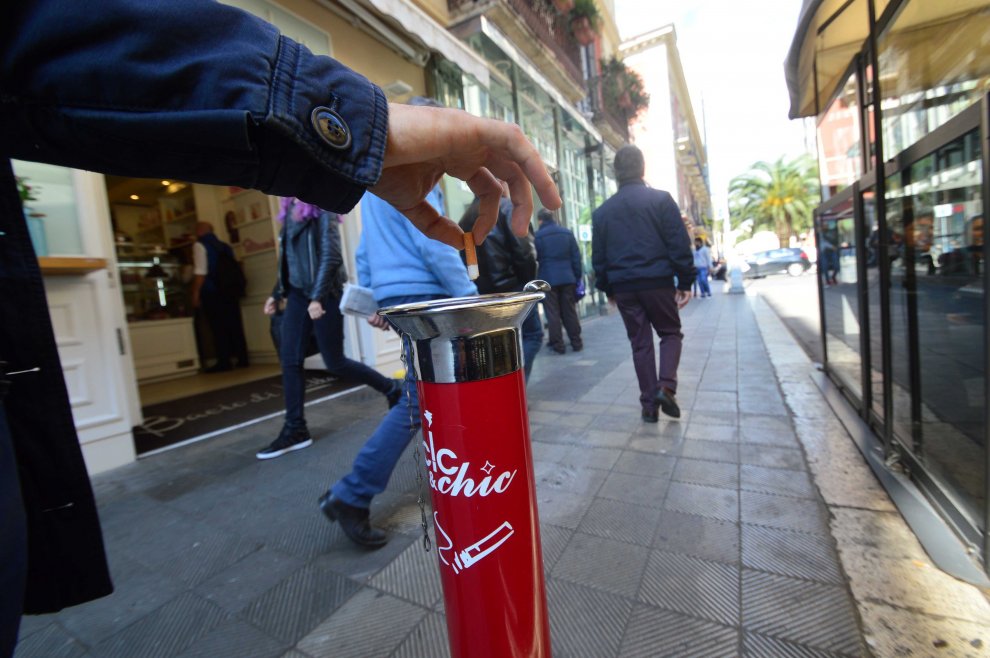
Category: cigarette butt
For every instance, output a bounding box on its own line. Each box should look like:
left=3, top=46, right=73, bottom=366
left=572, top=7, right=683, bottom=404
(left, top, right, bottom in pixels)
left=464, top=232, right=479, bottom=280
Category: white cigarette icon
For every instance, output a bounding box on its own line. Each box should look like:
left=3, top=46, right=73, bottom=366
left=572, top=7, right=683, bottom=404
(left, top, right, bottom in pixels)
left=452, top=521, right=515, bottom=573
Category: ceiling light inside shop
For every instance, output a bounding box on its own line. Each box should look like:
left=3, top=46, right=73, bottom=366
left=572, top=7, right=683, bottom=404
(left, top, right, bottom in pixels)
left=166, top=182, right=187, bottom=194
left=130, top=194, right=140, bottom=200
left=161, top=180, right=170, bottom=186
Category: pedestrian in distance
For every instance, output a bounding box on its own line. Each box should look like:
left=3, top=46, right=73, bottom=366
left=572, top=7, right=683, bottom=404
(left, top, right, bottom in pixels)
left=592, top=144, right=695, bottom=423
left=458, top=186, right=543, bottom=381
left=319, top=103, right=480, bottom=546
left=257, top=198, right=402, bottom=460
left=191, top=222, right=250, bottom=372
left=0, top=3, right=561, bottom=655
left=693, top=237, right=712, bottom=298
left=534, top=208, right=584, bottom=354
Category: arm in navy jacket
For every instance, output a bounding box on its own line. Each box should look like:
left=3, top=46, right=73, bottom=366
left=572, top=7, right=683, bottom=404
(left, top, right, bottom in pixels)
left=653, top=192, right=696, bottom=291
left=591, top=214, right=610, bottom=294
left=569, top=231, right=583, bottom=280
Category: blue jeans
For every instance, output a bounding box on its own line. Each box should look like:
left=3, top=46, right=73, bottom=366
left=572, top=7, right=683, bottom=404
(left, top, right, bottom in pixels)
left=521, top=306, right=543, bottom=381
left=280, top=286, right=392, bottom=432
left=331, top=294, right=444, bottom=508
left=695, top=267, right=711, bottom=296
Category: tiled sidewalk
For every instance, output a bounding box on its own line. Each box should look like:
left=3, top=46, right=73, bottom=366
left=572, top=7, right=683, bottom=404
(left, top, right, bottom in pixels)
left=15, top=290, right=882, bottom=657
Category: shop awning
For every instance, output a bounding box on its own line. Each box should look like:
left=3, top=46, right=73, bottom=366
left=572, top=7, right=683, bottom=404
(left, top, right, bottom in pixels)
left=786, top=0, right=990, bottom=119
left=333, top=0, right=490, bottom=86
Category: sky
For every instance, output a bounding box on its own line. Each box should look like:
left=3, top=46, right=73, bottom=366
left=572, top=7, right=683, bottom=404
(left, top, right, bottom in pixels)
left=614, top=0, right=813, bottom=219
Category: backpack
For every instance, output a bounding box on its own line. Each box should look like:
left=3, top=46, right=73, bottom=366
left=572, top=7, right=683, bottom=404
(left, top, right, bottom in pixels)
left=214, top=246, right=247, bottom=298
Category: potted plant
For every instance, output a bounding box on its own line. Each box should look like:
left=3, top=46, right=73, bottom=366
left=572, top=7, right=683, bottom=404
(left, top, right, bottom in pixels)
left=16, top=175, right=48, bottom=256
left=600, top=57, right=650, bottom=121
left=551, top=0, right=574, bottom=12
left=569, top=0, right=600, bottom=46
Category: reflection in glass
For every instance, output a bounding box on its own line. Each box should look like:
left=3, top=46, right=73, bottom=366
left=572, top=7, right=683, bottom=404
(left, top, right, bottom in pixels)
left=878, top=2, right=990, bottom=160
left=863, top=189, right=884, bottom=421
left=817, top=73, right=862, bottom=200
left=820, top=196, right=862, bottom=400
left=888, top=130, right=985, bottom=531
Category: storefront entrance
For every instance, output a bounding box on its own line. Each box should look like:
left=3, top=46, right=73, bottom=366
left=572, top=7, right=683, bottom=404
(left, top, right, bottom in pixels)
left=104, top=176, right=283, bottom=452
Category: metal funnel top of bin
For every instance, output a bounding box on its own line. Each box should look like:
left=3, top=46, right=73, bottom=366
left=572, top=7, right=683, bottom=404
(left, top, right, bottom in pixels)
left=379, top=288, right=546, bottom=341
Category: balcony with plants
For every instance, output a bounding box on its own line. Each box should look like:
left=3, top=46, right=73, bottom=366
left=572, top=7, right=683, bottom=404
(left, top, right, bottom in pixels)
left=581, top=56, right=649, bottom=146
left=447, top=0, right=605, bottom=103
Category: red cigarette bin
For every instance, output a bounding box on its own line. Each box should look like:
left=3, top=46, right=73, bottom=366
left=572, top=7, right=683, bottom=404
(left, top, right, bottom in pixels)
left=380, top=287, right=551, bottom=658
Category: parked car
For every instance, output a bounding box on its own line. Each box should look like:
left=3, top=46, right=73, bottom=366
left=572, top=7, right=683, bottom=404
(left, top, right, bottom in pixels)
left=742, top=247, right=812, bottom=278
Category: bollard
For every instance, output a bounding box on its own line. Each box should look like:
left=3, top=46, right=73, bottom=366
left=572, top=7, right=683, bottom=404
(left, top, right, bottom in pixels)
left=380, top=285, right=551, bottom=658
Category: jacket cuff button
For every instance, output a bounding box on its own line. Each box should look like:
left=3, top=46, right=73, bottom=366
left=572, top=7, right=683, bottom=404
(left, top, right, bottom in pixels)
left=311, top=106, right=352, bottom=150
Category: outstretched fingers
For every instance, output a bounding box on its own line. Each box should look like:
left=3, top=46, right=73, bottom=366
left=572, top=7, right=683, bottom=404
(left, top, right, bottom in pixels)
left=464, top=167, right=502, bottom=244
left=401, top=201, right=464, bottom=250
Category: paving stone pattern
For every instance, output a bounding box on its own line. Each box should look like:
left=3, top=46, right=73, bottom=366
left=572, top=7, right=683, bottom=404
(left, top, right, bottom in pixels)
left=14, top=293, right=869, bottom=657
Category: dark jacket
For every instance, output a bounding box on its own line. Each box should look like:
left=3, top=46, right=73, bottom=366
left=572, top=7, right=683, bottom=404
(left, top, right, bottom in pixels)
left=197, top=232, right=238, bottom=296
left=534, top=220, right=582, bottom=287
left=458, top=197, right=536, bottom=293
left=0, top=0, right=387, bottom=616
left=591, top=180, right=696, bottom=294
left=273, top=211, right=347, bottom=302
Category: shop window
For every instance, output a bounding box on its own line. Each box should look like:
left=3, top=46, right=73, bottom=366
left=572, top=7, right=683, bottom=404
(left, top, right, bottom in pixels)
left=887, top=129, right=985, bottom=530
left=817, top=72, right=862, bottom=200
left=819, top=196, right=862, bottom=401
left=878, top=0, right=990, bottom=160
left=12, top=160, right=84, bottom=256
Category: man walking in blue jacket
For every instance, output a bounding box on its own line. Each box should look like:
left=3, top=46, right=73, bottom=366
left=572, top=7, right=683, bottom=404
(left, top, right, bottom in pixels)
left=535, top=209, right=584, bottom=353
left=592, top=145, right=695, bottom=422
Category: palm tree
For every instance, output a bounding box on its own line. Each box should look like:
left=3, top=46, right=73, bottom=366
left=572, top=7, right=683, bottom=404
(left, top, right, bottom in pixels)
left=728, top=155, right=819, bottom=245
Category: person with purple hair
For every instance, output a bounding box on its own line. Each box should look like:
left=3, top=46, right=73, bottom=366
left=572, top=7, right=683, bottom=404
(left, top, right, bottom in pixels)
left=257, top=198, right=401, bottom=460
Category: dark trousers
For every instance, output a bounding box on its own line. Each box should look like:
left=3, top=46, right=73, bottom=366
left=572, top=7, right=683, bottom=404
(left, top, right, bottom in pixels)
left=201, top=290, right=248, bottom=368
left=614, top=287, right=683, bottom=409
left=0, top=406, right=27, bottom=658
left=542, top=283, right=582, bottom=352
left=280, top=286, right=391, bottom=431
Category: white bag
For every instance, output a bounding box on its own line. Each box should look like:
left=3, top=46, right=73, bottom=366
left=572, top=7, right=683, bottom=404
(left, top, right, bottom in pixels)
left=338, top=283, right=379, bottom=317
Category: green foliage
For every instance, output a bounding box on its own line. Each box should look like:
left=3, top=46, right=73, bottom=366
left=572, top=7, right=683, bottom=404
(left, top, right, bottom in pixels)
left=570, top=0, right=601, bottom=29
left=15, top=176, right=39, bottom=204
left=727, top=154, right=819, bottom=243
left=599, top=57, right=649, bottom=120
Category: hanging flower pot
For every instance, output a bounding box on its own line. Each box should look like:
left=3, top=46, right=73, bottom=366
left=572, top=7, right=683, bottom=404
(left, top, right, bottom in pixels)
left=571, top=16, right=595, bottom=46
left=618, top=90, right=633, bottom=110
left=552, top=0, right=575, bottom=11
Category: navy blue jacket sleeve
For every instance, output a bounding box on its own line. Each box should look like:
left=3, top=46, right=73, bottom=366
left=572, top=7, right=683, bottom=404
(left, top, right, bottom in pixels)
left=570, top=232, right=582, bottom=280
left=654, top=193, right=696, bottom=291
left=591, top=213, right=609, bottom=294
left=0, top=0, right=387, bottom=213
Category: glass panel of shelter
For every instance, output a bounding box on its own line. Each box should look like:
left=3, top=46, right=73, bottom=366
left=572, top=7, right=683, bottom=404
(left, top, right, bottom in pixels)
left=819, top=192, right=863, bottom=402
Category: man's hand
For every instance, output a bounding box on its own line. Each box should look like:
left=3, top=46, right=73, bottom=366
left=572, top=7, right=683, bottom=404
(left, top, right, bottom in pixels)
left=367, top=313, right=389, bottom=331
left=263, top=296, right=277, bottom=316
left=675, top=290, right=691, bottom=309
left=308, top=300, right=325, bottom=320
left=371, top=103, right=561, bottom=249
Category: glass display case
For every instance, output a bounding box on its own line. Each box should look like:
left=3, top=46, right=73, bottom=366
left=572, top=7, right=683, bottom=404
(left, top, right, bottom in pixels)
left=116, top=242, right=192, bottom=322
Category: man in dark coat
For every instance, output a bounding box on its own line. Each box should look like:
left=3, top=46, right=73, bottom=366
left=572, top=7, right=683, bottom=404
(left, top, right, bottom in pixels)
left=0, top=2, right=560, bottom=654
left=592, top=144, right=695, bottom=423
left=534, top=208, right=584, bottom=353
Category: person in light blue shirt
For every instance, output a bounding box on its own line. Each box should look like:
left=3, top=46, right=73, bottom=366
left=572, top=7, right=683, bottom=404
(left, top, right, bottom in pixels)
left=356, top=187, right=477, bottom=303
left=320, top=156, right=477, bottom=548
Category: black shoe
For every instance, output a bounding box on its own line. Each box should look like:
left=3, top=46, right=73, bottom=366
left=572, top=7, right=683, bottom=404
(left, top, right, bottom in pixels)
left=551, top=346, right=566, bottom=354
left=318, top=492, right=387, bottom=548
left=256, top=427, right=312, bottom=460
left=385, top=379, right=403, bottom=409
left=204, top=363, right=233, bottom=373
left=655, top=387, right=681, bottom=419
left=641, top=408, right=659, bottom=423
left=571, top=344, right=583, bottom=352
